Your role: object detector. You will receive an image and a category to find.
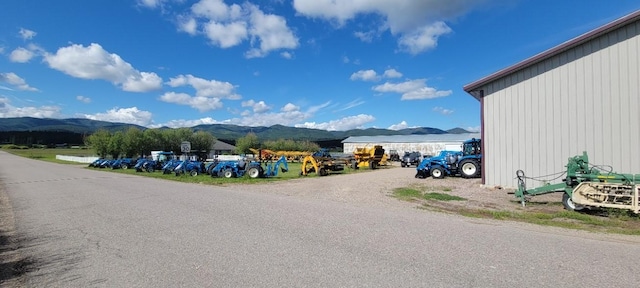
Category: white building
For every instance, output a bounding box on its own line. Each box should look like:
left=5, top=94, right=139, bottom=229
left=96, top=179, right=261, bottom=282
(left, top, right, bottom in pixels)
left=464, top=10, right=640, bottom=188
left=342, top=133, right=481, bottom=158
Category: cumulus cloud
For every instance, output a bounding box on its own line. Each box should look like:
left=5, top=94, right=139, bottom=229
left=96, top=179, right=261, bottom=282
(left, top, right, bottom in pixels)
left=82, top=107, right=154, bottom=126
left=0, top=72, right=39, bottom=91
left=153, top=117, right=221, bottom=129
left=433, top=106, right=454, bottom=115
left=0, top=97, right=60, bottom=118
left=166, top=74, right=240, bottom=99
left=176, top=0, right=299, bottom=58
left=43, top=43, right=162, bottom=92
left=293, top=0, right=479, bottom=54
left=159, top=92, right=224, bottom=112
left=383, top=69, right=402, bottom=78
left=19, top=28, right=36, bottom=40
left=241, top=99, right=271, bottom=113
left=9, top=47, right=35, bottom=63
left=76, top=95, right=91, bottom=103
left=398, top=21, right=452, bottom=54
left=350, top=69, right=380, bottom=82
left=295, top=114, right=375, bottom=131
left=388, top=120, right=413, bottom=130
left=373, top=78, right=451, bottom=100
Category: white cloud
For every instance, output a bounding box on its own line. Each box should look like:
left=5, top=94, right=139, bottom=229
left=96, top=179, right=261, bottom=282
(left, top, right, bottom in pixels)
left=373, top=78, right=451, bottom=100
left=166, top=74, right=240, bottom=99
left=350, top=69, right=380, bottom=82
left=178, top=16, right=198, bottom=35
left=19, top=28, right=36, bottom=40
left=159, top=92, right=224, bottom=112
left=295, top=114, right=375, bottom=131
left=383, top=68, right=402, bottom=78
left=76, top=95, right=91, bottom=103
left=280, top=51, right=293, bottom=59
left=398, top=21, right=452, bottom=54
left=335, top=98, right=365, bottom=112
left=9, top=47, right=35, bottom=63
left=433, top=106, right=454, bottom=115
left=153, top=117, right=221, bottom=128
left=83, top=107, right=154, bottom=126
left=245, top=4, right=299, bottom=58
left=293, top=0, right=478, bottom=54
left=204, top=20, right=248, bottom=48
left=137, top=0, right=168, bottom=9
left=388, top=120, right=414, bottom=130
left=0, top=72, right=39, bottom=91
left=178, top=0, right=299, bottom=58
left=0, top=97, right=60, bottom=118
left=241, top=99, right=271, bottom=113
left=43, top=43, right=162, bottom=92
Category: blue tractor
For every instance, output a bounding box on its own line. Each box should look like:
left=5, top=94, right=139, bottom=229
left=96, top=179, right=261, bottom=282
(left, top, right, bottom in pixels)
left=209, top=155, right=289, bottom=179
left=415, top=138, right=482, bottom=179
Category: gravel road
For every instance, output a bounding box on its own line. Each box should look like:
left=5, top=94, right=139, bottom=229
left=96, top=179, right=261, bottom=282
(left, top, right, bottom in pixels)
left=1, top=152, right=640, bottom=287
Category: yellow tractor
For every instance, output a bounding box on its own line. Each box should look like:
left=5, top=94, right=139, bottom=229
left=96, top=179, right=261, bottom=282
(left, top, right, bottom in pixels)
left=351, top=145, right=386, bottom=169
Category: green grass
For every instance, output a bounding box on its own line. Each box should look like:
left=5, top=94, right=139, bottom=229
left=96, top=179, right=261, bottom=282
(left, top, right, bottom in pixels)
left=392, top=186, right=466, bottom=202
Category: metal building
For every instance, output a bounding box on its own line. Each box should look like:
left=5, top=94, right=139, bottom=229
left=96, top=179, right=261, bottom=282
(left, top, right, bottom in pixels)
left=464, top=10, right=640, bottom=188
left=342, top=133, right=480, bottom=158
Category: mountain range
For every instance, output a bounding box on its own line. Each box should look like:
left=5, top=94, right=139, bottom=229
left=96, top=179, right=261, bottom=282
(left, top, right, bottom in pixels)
left=0, top=117, right=471, bottom=141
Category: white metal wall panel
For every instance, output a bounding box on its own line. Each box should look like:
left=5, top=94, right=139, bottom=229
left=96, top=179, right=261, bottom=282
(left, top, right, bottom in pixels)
left=481, top=20, right=640, bottom=188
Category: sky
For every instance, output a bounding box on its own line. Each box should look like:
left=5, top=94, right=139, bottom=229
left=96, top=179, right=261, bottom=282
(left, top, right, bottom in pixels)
left=1, top=0, right=639, bottom=132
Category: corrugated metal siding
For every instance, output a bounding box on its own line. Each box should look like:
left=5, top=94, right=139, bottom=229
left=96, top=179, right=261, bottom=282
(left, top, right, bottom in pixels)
left=482, top=20, right=640, bottom=188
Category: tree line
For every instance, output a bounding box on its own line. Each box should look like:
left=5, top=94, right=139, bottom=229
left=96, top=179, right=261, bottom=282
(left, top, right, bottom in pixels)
left=85, top=127, right=216, bottom=159
left=85, top=128, right=322, bottom=159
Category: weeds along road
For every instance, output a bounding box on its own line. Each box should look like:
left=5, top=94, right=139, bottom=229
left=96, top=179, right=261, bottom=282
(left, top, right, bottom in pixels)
left=1, top=151, right=640, bottom=287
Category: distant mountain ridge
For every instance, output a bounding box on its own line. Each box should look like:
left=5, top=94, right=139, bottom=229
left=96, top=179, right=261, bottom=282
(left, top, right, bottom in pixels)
left=0, top=117, right=471, bottom=141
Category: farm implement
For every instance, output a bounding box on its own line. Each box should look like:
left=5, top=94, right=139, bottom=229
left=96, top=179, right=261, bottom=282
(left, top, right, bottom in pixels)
left=515, top=151, right=640, bottom=213
left=300, top=149, right=348, bottom=176
left=351, top=145, right=387, bottom=169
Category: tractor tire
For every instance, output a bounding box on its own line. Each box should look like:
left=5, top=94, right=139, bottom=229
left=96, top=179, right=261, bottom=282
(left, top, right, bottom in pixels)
left=247, top=167, right=261, bottom=178
left=121, top=164, right=128, bottom=170
left=319, top=168, right=328, bottom=176
left=351, top=160, right=358, bottom=170
left=401, top=162, right=406, bottom=168
left=369, top=161, right=377, bottom=169
left=189, top=170, right=198, bottom=176
left=459, top=159, right=480, bottom=178
left=224, top=169, right=236, bottom=178
left=562, top=193, right=585, bottom=211
left=431, top=166, right=445, bottom=179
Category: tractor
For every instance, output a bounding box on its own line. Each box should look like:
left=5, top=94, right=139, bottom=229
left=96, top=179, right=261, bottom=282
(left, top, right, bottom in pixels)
left=415, top=138, right=482, bottom=179
left=135, top=151, right=176, bottom=172
left=174, top=159, right=206, bottom=176
left=514, top=151, right=640, bottom=213
left=246, top=155, right=289, bottom=178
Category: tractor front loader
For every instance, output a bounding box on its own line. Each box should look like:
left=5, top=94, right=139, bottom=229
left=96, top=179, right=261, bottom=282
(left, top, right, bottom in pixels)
left=515, top=151, right=640, bottom=213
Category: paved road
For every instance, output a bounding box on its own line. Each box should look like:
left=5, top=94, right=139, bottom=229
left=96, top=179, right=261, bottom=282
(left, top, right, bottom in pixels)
left=1, top=151, right=639, bottom=287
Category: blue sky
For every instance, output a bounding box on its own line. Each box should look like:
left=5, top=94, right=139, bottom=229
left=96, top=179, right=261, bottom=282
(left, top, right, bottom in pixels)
left=1, top=0, right=639, bottom=132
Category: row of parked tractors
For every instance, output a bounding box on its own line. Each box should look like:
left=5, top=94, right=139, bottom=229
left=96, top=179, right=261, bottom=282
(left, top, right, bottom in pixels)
left=88, top=151, right=289, bottom=179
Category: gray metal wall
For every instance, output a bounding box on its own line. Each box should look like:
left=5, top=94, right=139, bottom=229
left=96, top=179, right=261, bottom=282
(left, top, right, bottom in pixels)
left=481, top=20, right=640, bottom=188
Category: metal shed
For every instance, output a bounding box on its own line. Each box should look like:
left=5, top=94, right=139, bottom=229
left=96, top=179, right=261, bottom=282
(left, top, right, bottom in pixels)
left=464, top=10, right=640, bottom=188
left=342, top=133, right=480, bottom=158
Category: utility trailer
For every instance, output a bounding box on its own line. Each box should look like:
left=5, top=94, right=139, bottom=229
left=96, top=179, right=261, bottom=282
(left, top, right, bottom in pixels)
left=514, top=151, right=640, bottom=213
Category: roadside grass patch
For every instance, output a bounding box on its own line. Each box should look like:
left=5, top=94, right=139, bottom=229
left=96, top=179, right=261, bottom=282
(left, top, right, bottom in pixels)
left=392, top=186, right=465, bottom=202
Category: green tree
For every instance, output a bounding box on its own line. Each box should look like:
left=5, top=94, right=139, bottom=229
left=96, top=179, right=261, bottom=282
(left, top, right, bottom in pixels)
left=143, top=129, right=164, bottom=153
left=107, top=131, right=124, bottom=159
left=235, top=132, right=259, bottom=154
left=85, top=129, right=111, bottom=158
left=190, top=130, right=216, bottom=153
left=122, top=127, right=144, bottom=158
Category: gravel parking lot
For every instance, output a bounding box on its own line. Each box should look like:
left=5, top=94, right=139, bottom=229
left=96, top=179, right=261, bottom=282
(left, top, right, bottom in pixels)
left=238, top=163, right=565, bottom=214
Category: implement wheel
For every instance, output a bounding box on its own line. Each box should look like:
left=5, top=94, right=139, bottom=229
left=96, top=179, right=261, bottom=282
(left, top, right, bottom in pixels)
left=562, top=193, right=584, bottom=211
